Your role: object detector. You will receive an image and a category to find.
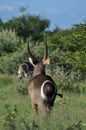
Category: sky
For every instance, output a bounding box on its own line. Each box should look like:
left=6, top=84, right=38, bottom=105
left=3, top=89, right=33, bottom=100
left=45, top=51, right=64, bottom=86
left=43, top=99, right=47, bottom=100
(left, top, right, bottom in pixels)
left=0, top=0, right=86, bottom=30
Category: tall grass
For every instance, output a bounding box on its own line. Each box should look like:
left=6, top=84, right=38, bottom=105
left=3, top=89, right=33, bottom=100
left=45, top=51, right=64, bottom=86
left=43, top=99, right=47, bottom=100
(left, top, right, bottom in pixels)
left=0, top=74, right=86, bottom=130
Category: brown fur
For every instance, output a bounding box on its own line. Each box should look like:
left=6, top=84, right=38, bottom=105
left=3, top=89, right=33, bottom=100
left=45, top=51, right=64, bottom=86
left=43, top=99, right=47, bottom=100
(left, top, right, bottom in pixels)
left=28, top=74, right=57, bottom=115
left=18, top=62, right=33, bottom=79
left=27, top=43, right=62, bottom=115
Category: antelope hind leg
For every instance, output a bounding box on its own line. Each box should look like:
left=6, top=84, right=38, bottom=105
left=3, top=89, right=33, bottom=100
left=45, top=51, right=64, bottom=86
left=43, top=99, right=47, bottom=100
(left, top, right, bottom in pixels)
left=32, top=103, right=38, bottom=114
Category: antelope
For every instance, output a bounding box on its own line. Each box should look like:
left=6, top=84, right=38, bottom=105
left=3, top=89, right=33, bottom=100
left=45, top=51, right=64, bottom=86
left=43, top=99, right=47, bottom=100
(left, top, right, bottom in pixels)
left=28, top=42, right=63, bottom=115
left=18, top=62, right=33, bottom=79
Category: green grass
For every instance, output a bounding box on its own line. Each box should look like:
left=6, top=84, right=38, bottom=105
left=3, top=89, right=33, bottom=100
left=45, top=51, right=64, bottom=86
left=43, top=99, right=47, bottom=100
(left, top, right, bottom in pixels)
left=0, top=74, right=86, bottom=130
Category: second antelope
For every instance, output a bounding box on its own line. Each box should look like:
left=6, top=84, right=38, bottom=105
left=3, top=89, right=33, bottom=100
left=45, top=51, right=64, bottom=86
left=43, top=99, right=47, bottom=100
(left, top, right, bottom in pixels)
left=18, top=62, right=33, bottom=79
left=28, top=42, right=63, bottom=115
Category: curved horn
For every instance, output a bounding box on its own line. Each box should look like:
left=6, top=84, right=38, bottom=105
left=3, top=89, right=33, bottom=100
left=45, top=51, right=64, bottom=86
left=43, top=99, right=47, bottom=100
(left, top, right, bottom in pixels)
left=42, top=42, right=48, bottom=61
left=27, top=42, right=38, bottom=65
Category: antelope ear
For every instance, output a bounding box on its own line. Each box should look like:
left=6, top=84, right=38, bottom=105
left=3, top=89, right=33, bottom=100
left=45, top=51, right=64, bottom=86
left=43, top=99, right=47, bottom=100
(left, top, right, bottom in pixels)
left=42, top=57, right=50, bottom=65
left=29, top=57, right=35, bottom=66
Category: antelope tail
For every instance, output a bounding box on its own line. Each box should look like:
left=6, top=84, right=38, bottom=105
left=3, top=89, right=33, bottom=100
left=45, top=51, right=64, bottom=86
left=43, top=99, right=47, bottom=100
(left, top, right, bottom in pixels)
left=56, top=93, right=63, bottom=98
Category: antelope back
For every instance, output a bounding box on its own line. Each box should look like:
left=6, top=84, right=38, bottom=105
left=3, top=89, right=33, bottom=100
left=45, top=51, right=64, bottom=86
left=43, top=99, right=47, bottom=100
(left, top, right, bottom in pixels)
left=29, top=74, right=57, bottom=99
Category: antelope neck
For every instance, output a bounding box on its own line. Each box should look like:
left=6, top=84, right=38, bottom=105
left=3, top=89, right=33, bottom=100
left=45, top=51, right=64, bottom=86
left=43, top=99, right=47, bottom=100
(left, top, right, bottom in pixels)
left=32, top=70, right=45, bottom=78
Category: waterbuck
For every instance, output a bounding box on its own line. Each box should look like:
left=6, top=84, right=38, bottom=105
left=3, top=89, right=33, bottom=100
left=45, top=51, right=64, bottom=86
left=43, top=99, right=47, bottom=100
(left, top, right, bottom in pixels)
left=18, top=62, right=33, bottom=79
left=28, top=42, right=63, bottom=115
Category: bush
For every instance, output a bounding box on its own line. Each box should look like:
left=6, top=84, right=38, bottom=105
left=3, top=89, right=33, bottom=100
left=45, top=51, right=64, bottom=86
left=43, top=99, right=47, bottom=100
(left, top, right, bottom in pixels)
left=0, top=29, right=21, bottom=55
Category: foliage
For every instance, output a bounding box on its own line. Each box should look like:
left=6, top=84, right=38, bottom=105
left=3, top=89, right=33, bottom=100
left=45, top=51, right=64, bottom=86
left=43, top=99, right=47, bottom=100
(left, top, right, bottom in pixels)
left=0, top=29, right=21, bottom=55
left=66, top=121, right=82, bottom=130
left=0, top=29, right=28, bottom=73
left=2, top=104, right=39, bottom=130
left=4, top=14, right=50, bottom=41
left=0, top=75, right=86, bottom=130
left=17, top=78, right=29, bottom=95
left=0, top=50, right=27, bottom=74
left=0, top=16, right=86, bottom=81
left=0, top=18, right=4, bottom=30
left=2, top=104, right=17, bottom=130
left=46, top=22, right=86, bottom=79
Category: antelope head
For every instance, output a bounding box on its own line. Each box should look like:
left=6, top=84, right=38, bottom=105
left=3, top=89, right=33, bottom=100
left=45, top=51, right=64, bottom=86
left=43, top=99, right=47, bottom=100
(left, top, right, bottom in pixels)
left=28, top=42, right=63, bottom=116
left=28, top=42, right=50, bottom=77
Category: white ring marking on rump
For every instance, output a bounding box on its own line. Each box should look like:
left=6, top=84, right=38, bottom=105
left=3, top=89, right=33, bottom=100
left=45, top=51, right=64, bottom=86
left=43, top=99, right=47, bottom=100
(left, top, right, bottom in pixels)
left=41, top=80, right=57, bottom=100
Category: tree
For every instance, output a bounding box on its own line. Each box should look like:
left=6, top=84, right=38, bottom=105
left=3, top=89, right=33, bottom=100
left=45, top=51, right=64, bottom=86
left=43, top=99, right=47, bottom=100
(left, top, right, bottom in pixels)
left=0, top=18, right=4, bottom=30
left=4, top=14, right=50, bottom=41
left=46, top=21, right=86, bottom=77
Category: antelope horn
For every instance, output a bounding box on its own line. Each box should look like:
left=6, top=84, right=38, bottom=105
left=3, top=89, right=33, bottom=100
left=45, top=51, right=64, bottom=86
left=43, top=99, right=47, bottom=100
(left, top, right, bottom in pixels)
left=27, top=42, right=38, bottom=65
left=42, top=42, right=48, bottom=61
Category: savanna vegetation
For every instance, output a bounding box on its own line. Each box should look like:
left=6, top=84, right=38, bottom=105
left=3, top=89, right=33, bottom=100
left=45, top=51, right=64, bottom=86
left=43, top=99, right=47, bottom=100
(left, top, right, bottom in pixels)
left=0, top=8, right=86, bottom=130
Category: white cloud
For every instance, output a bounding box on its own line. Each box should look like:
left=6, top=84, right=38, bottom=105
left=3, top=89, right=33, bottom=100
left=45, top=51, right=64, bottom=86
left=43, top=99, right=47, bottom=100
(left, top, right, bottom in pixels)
left=0, top=5, right=13, bottom=11
left=46, top=7, right=62, bottom=15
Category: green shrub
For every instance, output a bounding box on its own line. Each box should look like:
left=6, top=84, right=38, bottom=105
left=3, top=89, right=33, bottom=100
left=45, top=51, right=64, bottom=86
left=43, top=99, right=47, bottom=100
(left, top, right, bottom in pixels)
left=0, top=29, right=20, bottom=54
